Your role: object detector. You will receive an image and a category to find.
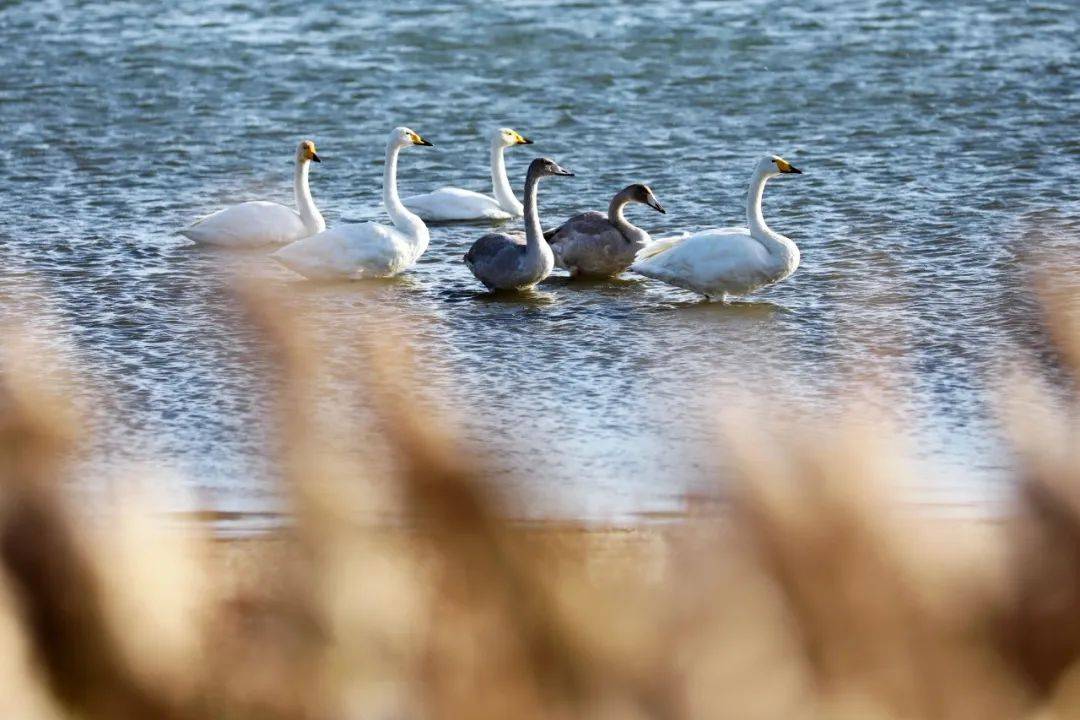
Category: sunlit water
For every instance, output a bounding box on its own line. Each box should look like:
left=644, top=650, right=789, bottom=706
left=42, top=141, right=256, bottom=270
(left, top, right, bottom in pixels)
left=1, top=0, right=1078, bottom=525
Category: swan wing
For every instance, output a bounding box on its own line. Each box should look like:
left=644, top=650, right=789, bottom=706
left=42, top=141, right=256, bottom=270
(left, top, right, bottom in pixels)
left=403, top=187, right=510, bottom=221
left=464, top=232, right=524, bottom=267
left=180, top=201, right=307, bottom=247
left=271, top=222, right=413, bottom=280
left=463, top=232, right=530, bottom=288
left=545, top=212, right=610, bottom=245
left=546, top=212, right=633, bottom=275
left=646, top=229, right=695, bottom=246
left=632, top=228, right=699, bottom=263
left=632, top=228, right=775, bottom=295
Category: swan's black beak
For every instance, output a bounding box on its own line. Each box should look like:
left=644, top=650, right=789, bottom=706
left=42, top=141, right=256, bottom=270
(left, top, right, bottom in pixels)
left=519, top=136, right=534, bottom=145
left=311, top=153, right=322, bottom=163
left=414, top=135, right=434, bottom=147
left=554, top=167, right=575, bottom=177
left=780, top=164, right=802, bottom=174
left=648, top=196, right=666, bottom=214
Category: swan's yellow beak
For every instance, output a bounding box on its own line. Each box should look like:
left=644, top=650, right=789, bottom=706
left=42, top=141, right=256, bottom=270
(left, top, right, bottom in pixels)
left=775, top=157, right=802, bottom=174
left=409, top=131, right=434, bottom=147
left=512, top=130, right=533, bottom=145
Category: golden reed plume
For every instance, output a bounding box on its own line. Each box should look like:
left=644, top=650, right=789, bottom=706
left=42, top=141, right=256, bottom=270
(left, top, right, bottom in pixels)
left=0, top=278, right=1079, bottom=719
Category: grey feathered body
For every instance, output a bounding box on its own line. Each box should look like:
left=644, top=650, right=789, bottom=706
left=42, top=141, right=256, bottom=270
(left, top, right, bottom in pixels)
left=545, top=211, right=643, bottom=278
left=464, top=232, right=554, bottom=291
left=464, top=157, right=570, bottom=292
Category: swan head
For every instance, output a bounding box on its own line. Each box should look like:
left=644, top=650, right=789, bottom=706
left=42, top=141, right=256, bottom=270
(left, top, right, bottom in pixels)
left=492, top=127, right=533, bottom=148
left=758, top=154, right=802, bottom=177
left=526, top=157, right=575, bottom=180
left=626, top=183, right=666, bottom=214
left=390, top=126, right=434, bottom=149
left=296, top=140, right=321, bottom=163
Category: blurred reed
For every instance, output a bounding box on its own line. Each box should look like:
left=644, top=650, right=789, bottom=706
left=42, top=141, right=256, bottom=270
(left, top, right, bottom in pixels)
left=0, top=278, right=1079, bottom=720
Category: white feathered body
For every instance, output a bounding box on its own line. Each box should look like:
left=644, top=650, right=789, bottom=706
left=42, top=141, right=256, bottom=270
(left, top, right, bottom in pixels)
left=631, top=228, right=799, bottom=298
left=403, top=187, right=517, bottom=222
left=271, top=223, right=427, bottom=280
left=180, top=201, right=315, bottom=248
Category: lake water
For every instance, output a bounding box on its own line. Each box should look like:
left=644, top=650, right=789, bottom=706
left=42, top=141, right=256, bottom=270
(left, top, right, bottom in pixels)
left=1, top=0, right=1078, bottom=524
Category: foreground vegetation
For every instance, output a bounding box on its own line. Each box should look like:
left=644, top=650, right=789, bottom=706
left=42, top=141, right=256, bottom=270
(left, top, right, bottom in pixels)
left=1, top=282, right=1079, bottom=720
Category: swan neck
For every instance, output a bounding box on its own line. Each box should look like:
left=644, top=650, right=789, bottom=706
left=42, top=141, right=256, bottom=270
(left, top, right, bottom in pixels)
left=608, top=190, right=648, bottom=245
left=294, top=158, right=324, bottom=234
left=490, top=144, right=522, bottom=214
left=384, top=143, right=427, bottom=243
left=746, top=169, right=771, bottom=236
left=523, top=172, right=546, bottom=260
left=745, top=169, right=797, bottom=264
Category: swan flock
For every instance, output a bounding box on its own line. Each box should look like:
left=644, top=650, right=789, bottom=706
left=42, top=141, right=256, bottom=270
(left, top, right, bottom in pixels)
left=183, top=127, right=805, bottom=300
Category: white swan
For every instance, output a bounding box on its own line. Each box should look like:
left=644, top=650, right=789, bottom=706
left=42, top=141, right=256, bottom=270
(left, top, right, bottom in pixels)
left=631, top=155, right=803, bottom=300
left=402, top=127, right=532, bottom=222
left=271, top=127, right=433, bottom=280
left=180, top=140, right=324, bottom=248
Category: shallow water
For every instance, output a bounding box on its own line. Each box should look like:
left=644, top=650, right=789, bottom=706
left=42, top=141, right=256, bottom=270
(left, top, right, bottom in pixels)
left=1, top=0, right=1078, bottom=522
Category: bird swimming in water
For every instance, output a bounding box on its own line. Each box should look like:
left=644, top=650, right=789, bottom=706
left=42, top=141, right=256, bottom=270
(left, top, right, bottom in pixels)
left=464, top=157, right=575, bottom=291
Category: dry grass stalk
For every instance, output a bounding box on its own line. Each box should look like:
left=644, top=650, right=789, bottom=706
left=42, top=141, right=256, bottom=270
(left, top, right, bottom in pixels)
left=0, top=280, right=1077, bottom=719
